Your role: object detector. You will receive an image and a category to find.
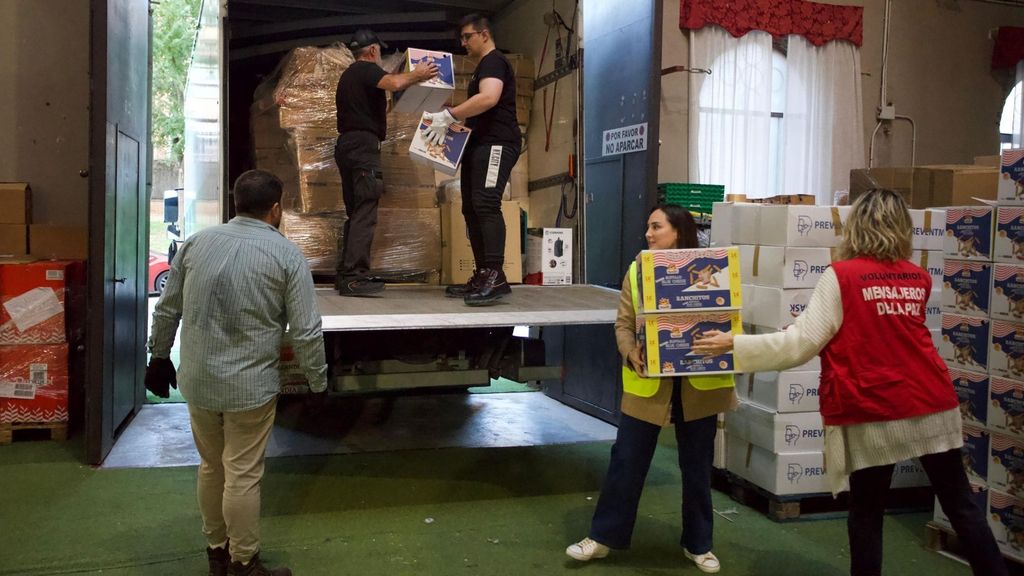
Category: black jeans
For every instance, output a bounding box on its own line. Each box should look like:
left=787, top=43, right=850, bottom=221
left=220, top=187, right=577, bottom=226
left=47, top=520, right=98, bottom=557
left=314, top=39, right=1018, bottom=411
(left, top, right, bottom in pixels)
left=334, top=131, right=383, bottom=281
left=848, top=448, right=1007, bottom=576
left=459, top=143, right=519, bottom=270
left=590, top=381, right=717, bottom=554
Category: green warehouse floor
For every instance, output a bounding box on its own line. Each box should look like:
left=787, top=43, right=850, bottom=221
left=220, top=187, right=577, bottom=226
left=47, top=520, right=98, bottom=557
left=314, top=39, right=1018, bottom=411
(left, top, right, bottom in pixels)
left=0, top=405, right=1003, bottom=576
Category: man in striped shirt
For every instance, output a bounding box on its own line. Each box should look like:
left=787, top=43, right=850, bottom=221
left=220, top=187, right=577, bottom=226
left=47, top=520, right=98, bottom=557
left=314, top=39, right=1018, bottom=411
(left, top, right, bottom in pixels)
left=147, top=169, right=327, bottom=576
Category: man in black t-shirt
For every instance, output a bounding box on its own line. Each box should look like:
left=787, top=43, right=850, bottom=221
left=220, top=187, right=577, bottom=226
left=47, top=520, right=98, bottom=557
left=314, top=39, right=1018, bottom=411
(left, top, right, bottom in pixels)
left=334, top=29, right=436, bottom=296
left=423, top=14, right=522, bottom=306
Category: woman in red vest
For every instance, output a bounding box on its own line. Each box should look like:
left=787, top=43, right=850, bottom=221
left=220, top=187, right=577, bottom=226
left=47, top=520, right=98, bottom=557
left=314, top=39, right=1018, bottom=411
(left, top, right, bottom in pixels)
left=566, top=204, right=736, bottom=574
left=693, top=189, right=1007, bottom=576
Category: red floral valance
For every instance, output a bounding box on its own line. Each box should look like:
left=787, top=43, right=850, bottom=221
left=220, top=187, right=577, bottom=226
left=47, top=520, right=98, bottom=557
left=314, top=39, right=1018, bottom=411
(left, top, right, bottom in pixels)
left=680, top=0, right=864, bottom=47
left=993, top=27, right=1024, bottom=70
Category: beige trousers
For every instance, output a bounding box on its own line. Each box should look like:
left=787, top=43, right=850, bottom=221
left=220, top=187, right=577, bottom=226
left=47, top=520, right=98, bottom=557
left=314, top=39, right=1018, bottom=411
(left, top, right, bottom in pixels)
left=188, top=397, right=278, bottom=564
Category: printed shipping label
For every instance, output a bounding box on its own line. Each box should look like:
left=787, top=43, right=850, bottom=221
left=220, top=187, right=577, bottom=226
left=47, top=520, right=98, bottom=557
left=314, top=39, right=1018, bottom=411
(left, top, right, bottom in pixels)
left=992, top=264, right=1024, bottom=321
left=944, top=207, right=994, bottom=261
left=940, top=260, right=992, bottom=318
left=636, top=248, right=741, bottom=312
left=990, top=376, right=1024, bottom=438
left=950, top=367, right=989, bottom=428
left=0, top=380, right=35, bottom=400
left=996, top=207, right=1024, bottom=264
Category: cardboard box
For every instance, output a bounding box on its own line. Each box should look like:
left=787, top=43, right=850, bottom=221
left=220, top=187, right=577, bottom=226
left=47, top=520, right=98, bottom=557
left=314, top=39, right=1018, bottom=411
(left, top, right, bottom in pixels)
left=393, top=49, right=455, bottom=115
left=0, top=183, right=31, bottom=225
left=441, top=200, right=522, bottom=284
left=0, top=225, right=27, bottom=256
left=524, top=228, right=572, bottom=286
left=890, top=459, right=931, bottom=489
left=993, top=264, right=1024, bottom=321
left=940, top=259, right=991, bottom=318
left=849, top=167, right=916, bottom=207
left=736, top=370, right=820, bottom=413
left=963, top=423, right=990, bottom=483
left=976, top=155, right=1002, bottom=167
left=635, top=247, right=741, bottom=312
left=997, top=149, right=1024, bottom=206
left=710, top=202, right=733, bottom=247
left=730, top=203, right=762, bottom=245
left=990, top=319, right=1024, bottom=380
left=988, top=489, right=1024, bottom=562
left=910, top=208, right=946, bottom=250
left=995, top=206, right=1024, bottom=264
left=990, top=376, right=1024, bottom=438
left=944, top=206, right=995, bottom=261
left=910, top=250, right=944, bottom=287
left=742, top=324, right=824, bottom=370
left=926, top=289, right=942, bottom=330
left=741, top=284, right=813, bottom=331
left=915, top=165, right=998, bottom=207
left=755, top=205, right=849, bottom=248
left=990, top=433, right=1024, bottom=498
left=939, top=313, right=990, bottom=372
left=725, top=435, right=827, bottom=496
left=0, top=261, right=73, bottom=345
left=409, top=112, right=471, bottom=176
left=29, top=226, right=87, bottom=261
left=725, top=399, right=825, bottom=453
left=950, top=367, right=989, bottom=428
left=637, top=311, right=741, bottom=377
left=296, top=170, right=343, bottom=214
left=0, top=344, right=69, bottom=423
left=738, top=245, right=833, bottom=289
left=934, top=483, right=987, bottom=530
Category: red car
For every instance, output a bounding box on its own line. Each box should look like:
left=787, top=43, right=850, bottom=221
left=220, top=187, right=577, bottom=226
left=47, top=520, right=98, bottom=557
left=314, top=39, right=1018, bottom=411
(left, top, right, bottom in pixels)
left=148, top=252, right=171, bottom=295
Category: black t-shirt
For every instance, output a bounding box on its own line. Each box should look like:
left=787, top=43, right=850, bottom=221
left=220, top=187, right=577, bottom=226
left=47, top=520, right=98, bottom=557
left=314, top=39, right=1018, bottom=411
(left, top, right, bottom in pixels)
left=336, top=60, right=388, bottom=140
left=466, top=50, right=521, bottom=149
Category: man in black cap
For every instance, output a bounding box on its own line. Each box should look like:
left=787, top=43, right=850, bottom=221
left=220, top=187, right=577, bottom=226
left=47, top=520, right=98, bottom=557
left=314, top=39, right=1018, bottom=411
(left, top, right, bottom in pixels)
left=334, top=29, right=437, bottom=296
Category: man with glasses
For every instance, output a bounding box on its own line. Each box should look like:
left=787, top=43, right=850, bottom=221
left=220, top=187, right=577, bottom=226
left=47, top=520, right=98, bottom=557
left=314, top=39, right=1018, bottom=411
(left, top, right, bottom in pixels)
left=423, top=14, right=521, bottom=306
left=334, top=29, right=437, bottom=296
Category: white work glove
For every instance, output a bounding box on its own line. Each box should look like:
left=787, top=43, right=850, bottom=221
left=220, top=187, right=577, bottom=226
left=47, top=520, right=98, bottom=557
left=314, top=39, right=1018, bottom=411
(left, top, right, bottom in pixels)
left=422, top=109, right=456, bottom=146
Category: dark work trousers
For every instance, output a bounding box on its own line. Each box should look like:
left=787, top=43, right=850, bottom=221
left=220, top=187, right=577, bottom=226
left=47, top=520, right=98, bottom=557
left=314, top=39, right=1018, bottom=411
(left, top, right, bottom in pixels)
left=590, top=380, right=717, bottom=554
left=848, top=448, right=1007, bottom=576
left=334, top=131, right=383, bottom=281
left=459, top=143, right=519, bottom=270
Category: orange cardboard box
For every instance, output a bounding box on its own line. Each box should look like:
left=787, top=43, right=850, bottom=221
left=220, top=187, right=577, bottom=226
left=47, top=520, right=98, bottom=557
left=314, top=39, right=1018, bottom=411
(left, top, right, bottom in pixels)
left=0, top=344, right=69, bottom=423
left=0, top=261, right=75, bottom=345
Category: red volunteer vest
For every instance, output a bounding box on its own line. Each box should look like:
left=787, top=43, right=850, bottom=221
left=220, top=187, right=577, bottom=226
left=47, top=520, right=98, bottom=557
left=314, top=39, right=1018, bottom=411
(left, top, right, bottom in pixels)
left=819, top=257, right=957, bottom=426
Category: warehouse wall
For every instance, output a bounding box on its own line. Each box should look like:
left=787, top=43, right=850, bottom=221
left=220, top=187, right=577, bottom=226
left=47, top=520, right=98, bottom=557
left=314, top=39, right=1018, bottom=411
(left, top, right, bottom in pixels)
left=657, top=0, right=1024, bottom=186
left=496, top=0, right=581, bottom=228
left=0, top=1, right=91, bottom=226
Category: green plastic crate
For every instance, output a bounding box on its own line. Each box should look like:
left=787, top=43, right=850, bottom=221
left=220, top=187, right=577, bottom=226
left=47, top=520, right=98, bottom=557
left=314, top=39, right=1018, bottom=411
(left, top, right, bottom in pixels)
left=657, top=183, right=725, bottom=214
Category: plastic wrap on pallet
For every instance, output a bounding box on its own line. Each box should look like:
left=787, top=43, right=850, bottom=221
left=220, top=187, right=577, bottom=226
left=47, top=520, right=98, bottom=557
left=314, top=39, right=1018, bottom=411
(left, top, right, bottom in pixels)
left=251, top=44, right=355, bottom=130
left=0, top=344, right=69, bottom=424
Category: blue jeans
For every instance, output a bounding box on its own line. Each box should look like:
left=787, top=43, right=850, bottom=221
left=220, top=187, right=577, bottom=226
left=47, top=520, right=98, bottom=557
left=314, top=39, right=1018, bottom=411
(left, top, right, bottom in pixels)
left=590, top=381, right=717, bottom=553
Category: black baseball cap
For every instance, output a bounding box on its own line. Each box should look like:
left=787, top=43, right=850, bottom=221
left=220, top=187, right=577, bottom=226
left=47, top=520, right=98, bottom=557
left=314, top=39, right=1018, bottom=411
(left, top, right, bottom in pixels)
left=348, top=29, right=388, bottom=50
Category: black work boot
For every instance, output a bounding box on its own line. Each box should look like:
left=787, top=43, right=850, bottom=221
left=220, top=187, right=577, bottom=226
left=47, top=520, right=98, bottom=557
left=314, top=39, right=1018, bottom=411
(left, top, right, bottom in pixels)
left=207, top=545, right=229, bottom=576
left=227, top=552, right=292, bottom=576
left=445, top=269, right=483, bottom=298
left=464, top=267, right=511, bottom=306
left=337, top=276, right=385, bottom=296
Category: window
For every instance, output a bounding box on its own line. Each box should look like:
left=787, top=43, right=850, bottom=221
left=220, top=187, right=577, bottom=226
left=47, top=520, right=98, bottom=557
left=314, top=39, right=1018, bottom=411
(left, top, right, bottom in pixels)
left=1001, top=80, right=1022, bottom=151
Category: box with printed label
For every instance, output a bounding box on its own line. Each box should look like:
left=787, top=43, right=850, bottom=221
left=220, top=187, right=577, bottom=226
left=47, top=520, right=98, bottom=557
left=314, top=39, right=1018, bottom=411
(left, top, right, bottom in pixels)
left=943, top=206, right=995, bottom=261
left=949, top=367, right=989, bottom=428
left=0, top=344, right=69, bottom=424
left=910, top=250, right=944, bottom=288
left=992, top=264, right=1024, bottom=321
left=735, top=370, right=820, bottom=413
left=925, top=289, right=942, bottom=330
left=635, top=248, right=741, bottom=312
left=441, top=201, right=522, bottom=284
left=755, top=205, right=849, bottom=248
left=890, top=459, right=931, bottom=489
left=738, top=245, right=833, bottom=290
left=710, top=202, right=732, bottom=247
left=995, top=206, right=1024, bottom=265
left=988, top=489, right=1024, bottom=562
left=940, top=259, right=992, bottom=318
left=524, top=228, right=572, bottom=286
left=725, top=399, right=825, bottom=453
left=725, top=434, right=827, bottom=496
left=990, top=433, right=1024, bottom=498
left=934, top=483, right=987, bottom=530
left=637, top=311, right=741, bottom=377
left=990, top=319, right=1024, bottom=380
left=939, top=313, right=990, bottom=372
left=0, top=261, right=73, bottom=345
left=393, top=48, right=455, bottom=114
left=963, top=423, right=990, bottom=483
left=409, top=112, right=471, bottom=176
left=910, top=208, right=946, bottom=250
left=741, top=284, right=812, bottom=331
left=990, top=376, right=1024, bottom=438
left=997, top=149, right=1024, bottom=206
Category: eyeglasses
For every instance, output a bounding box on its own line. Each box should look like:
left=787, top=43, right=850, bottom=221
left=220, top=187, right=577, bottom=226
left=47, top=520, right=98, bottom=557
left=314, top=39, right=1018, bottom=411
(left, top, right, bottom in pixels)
left=460, top=31, right=483, bottom=42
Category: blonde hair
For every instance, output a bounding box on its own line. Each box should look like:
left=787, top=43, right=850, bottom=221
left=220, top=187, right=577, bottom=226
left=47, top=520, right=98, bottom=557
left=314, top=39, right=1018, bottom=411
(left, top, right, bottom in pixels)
left=836, top=189, right=913, bottom=262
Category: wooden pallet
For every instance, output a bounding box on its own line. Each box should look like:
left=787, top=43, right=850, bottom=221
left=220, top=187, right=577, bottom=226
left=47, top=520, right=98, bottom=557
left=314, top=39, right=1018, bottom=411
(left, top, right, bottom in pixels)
left=0, top=421, right=68, bottom=445
left=714, top=469, right=933, bottom=522
left=925, top=522, right=1024, bottom=569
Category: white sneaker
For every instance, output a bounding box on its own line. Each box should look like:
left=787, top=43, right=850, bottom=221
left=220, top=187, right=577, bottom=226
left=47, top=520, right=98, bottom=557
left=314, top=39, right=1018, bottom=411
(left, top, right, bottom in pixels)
left=684, top=549, right=720, bottom=573
left=565, top=537, right=610, bottom=561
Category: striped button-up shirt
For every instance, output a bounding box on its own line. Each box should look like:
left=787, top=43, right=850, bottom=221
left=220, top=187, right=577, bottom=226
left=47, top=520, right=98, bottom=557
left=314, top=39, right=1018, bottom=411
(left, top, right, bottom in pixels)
left=148, top=217, right=327, bottom=412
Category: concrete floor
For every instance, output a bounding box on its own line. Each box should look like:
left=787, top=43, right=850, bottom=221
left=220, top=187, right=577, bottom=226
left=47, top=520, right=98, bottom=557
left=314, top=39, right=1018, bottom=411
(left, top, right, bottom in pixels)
left=103, top=391, right=618, bottom=469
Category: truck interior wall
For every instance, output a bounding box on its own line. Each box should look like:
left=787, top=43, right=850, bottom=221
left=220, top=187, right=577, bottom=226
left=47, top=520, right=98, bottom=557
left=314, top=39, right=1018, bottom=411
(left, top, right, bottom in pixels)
left=657, top=0, right=1024, bottom=187
left=494, top=0, right=581, bottom=229
left=0, top=1, right=91, bottom=230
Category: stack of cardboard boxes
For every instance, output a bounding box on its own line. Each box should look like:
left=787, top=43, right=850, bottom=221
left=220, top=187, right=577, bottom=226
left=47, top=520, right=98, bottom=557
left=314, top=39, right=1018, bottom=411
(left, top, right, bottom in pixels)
left=933, top=150, right=1024, bottom=561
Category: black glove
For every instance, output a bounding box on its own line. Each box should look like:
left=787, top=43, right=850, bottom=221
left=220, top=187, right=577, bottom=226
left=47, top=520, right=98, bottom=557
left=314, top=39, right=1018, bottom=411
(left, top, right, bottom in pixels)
left=145, top=357, right=178, bottom=398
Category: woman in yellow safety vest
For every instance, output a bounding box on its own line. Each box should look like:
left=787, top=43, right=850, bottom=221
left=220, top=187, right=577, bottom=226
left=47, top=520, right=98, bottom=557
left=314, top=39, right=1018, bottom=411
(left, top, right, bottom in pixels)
left=566, top=204, right=736, bottom=574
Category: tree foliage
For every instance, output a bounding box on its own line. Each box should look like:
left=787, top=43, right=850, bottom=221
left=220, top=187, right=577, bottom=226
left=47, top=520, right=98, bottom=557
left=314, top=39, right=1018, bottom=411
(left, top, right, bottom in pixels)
left=152, top=0, right=201, bottom=163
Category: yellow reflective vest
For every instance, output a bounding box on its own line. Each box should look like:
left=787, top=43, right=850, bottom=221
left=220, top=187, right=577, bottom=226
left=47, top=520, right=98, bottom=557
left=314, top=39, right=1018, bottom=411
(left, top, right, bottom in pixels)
left=622, top=261, right=735, bottom=397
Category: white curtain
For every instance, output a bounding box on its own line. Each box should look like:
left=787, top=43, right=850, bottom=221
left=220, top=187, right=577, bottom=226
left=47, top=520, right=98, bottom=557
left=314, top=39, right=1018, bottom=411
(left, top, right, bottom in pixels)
left=688, top=27, right=773, bottom=199
left=1014, top=61, right=1024, bottom=149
